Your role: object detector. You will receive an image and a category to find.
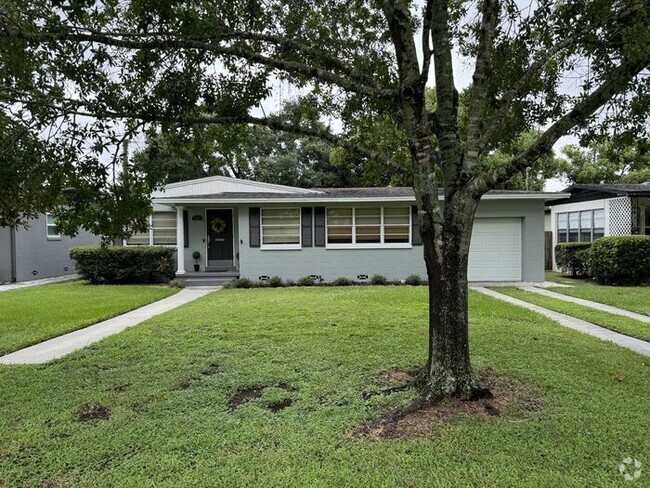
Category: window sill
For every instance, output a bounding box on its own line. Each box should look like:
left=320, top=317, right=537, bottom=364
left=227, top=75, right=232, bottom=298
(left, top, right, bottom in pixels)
left=260, top=245, right=302, bottom=251
left=47, top=236, right=62, bottom=241
left=325, top=243, right=412, bottom=250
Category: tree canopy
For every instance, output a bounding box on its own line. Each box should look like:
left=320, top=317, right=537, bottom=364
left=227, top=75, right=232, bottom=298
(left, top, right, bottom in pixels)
left=559, top=138, right=650, bottom=184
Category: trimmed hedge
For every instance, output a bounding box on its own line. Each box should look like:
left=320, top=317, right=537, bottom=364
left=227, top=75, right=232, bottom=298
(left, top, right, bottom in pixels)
left=589, top=236, right=650, bottom=286
left=555, top=242, right=592, bottom=277
left=69, top=246, right=175, bottom=284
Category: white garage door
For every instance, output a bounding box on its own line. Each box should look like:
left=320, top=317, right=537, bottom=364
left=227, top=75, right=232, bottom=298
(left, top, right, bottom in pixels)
left=468, top=218, right=522, bottom=282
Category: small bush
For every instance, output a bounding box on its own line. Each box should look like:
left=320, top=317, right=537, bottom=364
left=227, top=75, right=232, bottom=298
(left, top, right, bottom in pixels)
left=332, top=277, right=353, bottom=286
left=230, top=278, right=254, bottom=289
left=169, top=279, right=185, bottom=289
left=285, top=279, right=295, bottom=287
left=404, top=274, right=422, bottom=286
left=269, top=276, right=284, bottom=287
left=297, top=276, right=315, bottom=286
left=370, top=274, right=388, bottom=285
left=69, top=246, right=175, bottom=284
left=589, top=235, right=650, bottom=286
left=555, top=242, right=592, bottom=277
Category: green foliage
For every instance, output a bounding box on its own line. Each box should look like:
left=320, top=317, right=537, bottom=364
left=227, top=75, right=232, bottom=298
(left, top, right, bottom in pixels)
left=169, top=279, right=185, bottom=289
left=268, top=276, right=284, bottom=288
left=191, top=251, right=201, bottom=261
left=404, top=274, right=422, bottom=286
left=370, top=274, right=388, bottom=285
left=554, top=243, right=592, bottom=277
left=69, top=246, right=175, bottom=284
left=332, top=277, right=353, bottom=286
left=560, top=138, right=650, bottom=184
left=227, top=278, right=254, bottom=289
left=589, top=236, right=650, bottom=285
left=297, top=276, right=315, bottom=286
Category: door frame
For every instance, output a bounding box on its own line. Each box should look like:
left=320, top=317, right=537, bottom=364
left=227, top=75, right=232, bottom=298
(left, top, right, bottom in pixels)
left=204, top=208, right=237, bottom=269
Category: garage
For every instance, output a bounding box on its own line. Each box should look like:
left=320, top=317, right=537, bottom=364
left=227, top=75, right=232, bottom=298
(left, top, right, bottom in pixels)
left=468, top=218, right=522, bottom=282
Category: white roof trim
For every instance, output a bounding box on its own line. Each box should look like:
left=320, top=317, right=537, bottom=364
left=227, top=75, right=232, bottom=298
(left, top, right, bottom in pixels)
left=157, top=175, right=323, bottom=194
left=153, top=192, right=570, bottom=205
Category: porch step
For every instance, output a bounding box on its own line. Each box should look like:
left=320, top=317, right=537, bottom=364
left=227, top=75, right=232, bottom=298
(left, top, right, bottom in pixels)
left=177, top=271, right=239, bottom=287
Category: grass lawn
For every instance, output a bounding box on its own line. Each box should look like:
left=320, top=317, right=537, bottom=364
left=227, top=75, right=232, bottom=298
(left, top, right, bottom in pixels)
left=545, top=271, right=650, bottom=316
left=0, top=281, right=177, bottom=355
left=1, top=287, right=648, bottom=487
left=495, top=286, right=650, bottom=342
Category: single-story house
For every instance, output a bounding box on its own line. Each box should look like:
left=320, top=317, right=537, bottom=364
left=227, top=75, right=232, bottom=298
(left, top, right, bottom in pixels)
left=0, top=214, right=97, bottom=283
left=128, top=176, right=565, bottom=285
left=546, top=183, right=650, bottom=270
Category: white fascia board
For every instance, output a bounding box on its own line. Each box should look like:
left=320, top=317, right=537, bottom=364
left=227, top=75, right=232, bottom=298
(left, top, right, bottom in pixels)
left=152, top=192, right=570, bottom=206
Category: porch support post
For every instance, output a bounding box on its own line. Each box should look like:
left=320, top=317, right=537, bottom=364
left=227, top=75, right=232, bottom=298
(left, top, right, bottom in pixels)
left=176, top=205, right=186, bottom=275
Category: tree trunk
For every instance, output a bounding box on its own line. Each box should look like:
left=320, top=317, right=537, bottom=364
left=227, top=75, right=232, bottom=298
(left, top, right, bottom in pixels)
left=419, top=194, right=488, bottom=402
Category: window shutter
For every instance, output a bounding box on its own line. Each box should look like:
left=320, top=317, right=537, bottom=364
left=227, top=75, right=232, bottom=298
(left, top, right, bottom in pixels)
left=314, top=207, right=326, bottom=247
left=301, top=207, right=313, bottom=247
left=412, top=206, right=422, bottom=246
left=183, top=210, right=189, bottom=248
left=249, top=207, right=261, bottom=248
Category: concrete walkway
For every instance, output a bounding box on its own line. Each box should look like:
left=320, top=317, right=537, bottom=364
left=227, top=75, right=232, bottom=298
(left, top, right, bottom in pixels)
left=0, top=274, right=78, bottom=292
left=0, top=287, right=219, bottom=365
left=472, top=287, right=650, bottom=357
left=519, top=285, right=650, bottom=323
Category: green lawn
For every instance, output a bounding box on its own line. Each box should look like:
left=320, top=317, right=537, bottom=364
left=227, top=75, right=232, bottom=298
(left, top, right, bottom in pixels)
left=0, top=281, right=177, bottom=355
left=545, top=271, right=650, bottom=316
left=495, top=286, right=650, bottom=342
left=0, top=287, right=648, bottom=487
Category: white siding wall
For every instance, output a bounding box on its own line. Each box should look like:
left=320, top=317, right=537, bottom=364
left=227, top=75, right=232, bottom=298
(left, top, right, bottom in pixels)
left=235, top=199, right=545, bottom=283
left=549, top=199, right=607, bottom=271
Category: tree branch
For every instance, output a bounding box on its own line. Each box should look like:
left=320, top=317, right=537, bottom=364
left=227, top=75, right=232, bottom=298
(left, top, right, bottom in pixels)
left=0, top=28, right=397, bottom=101
left=464, top=0, right=500, bottom=171
left=470, top=51, right=650, bottom=193
left=421, top=0, right=434, bottom=84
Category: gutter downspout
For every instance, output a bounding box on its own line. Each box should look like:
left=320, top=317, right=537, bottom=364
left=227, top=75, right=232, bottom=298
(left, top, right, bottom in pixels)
left=9, top=225, right=17, bottom=283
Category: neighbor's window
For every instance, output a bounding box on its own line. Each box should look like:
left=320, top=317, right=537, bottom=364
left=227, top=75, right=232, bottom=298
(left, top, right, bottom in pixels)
left=126, top=212, right=177, bottom=246
left=261, top=208, right=301, bottom=247
left=46, top=213, right=60, bottom=239
left=326, top=207, right=411, bottom=246
left=557, top=209, right=605, bottom=243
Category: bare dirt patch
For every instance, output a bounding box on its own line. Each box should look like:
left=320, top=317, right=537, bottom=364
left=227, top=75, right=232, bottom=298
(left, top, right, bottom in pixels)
left=74, top=402, right=110, bottom=422
left=352, top=368, right=543, bottom=439
left=228, top=387, right=265, bottom=410
left=267, top=398, right=293, bottom=412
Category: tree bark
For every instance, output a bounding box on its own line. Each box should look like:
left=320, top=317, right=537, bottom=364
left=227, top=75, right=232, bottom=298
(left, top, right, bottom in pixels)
left=418, top=188, right=487, bottom=401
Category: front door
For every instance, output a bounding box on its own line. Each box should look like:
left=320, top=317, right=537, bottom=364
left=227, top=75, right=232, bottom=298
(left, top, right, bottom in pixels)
left=206, top=209, right=234, bottom=269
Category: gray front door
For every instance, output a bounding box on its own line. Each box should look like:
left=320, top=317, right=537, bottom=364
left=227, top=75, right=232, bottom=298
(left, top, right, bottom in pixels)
left=206, top=209, right=234, bottom=268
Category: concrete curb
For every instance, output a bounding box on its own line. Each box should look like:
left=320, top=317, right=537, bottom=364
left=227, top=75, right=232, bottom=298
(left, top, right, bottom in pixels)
left=472, top=286, right=650, bottom=357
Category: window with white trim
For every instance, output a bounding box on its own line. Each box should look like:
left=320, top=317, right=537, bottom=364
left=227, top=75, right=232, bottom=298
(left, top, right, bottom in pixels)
left=556, top=209, right=604, bottom=243
left=125, top=212, right=177, bottom=246
left=46, top=213, right=60, bottom=239
left=261, top=208, right=301, bottom=248
left=326, top=207, right=411, bottom=247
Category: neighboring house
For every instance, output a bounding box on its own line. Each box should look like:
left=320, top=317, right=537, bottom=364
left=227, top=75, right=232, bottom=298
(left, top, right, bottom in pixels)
left=0, top=214, right=98, bottom=283
left=546, top=183, right=650, bottom=270
left=127, top=176, right=565, bottom=285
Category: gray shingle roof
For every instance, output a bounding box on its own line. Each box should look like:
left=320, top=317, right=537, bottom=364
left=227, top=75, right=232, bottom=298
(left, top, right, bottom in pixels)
left=565, top=183, right=650, bottom=196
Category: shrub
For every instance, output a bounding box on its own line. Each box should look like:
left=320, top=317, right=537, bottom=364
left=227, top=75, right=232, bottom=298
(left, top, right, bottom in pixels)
left=370, top=274, right=388, bottom=285
left=269, top=276, right=284, bottom=287
left=404, top=274, right=422, bottom=286
left=589, top=236, right=650, bottom=286
left=168, top=279, right=185, bottom=289
left=69, top=246, right=175, bottom=284
left=297, top=276, right=315, bottom=286
left=332, top=277, right=353, bottom=286
left=555, top=242, right=592, bottom=277
left=229, top=278, right=254, bottom=289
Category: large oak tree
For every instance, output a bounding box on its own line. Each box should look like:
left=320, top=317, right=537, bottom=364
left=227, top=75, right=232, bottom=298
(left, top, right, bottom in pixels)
left=1, top=0, right=648, bottom=401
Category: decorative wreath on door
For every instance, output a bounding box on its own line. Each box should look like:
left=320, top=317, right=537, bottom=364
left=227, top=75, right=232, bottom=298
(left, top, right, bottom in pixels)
left=210, top=217, right=227, bottom=235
